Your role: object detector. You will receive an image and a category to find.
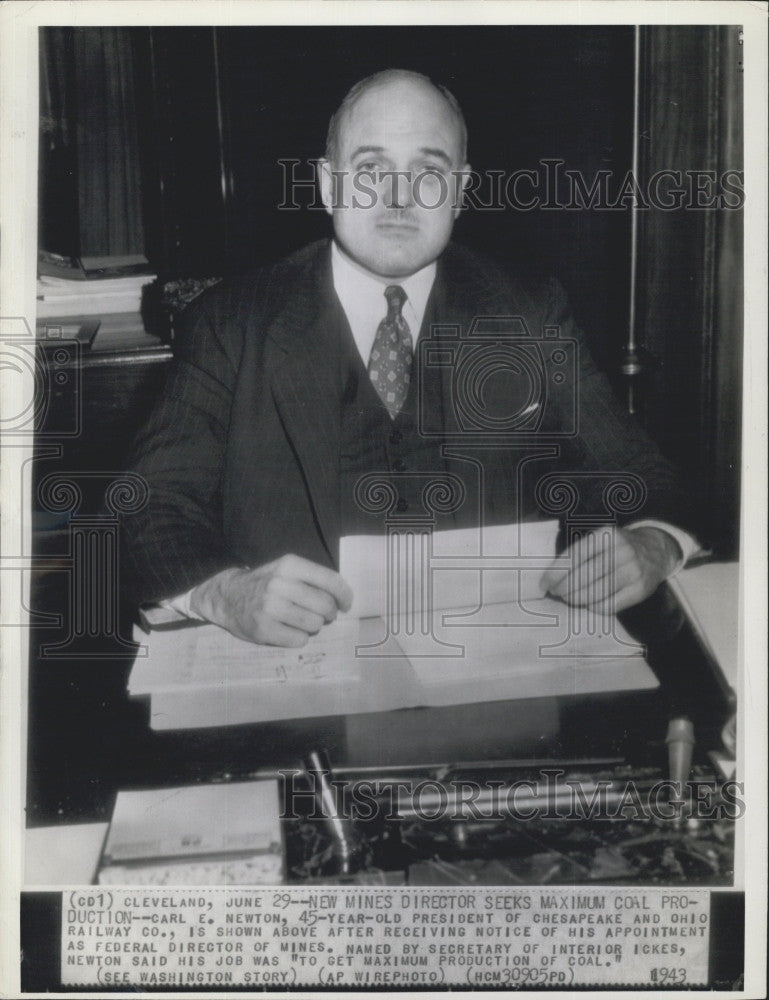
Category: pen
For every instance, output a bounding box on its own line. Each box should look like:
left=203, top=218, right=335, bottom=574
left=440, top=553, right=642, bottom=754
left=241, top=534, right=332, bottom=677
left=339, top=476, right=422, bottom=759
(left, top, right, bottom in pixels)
left=303, top=750, right=364, bottom=875
left=666, top=716, right=695, bottom=819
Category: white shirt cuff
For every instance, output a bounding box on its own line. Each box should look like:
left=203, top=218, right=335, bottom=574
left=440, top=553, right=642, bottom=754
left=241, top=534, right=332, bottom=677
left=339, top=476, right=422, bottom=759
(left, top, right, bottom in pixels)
left=139, top=588, right=204, bottom=628
left=161, top=587, right=205, bottom=620
left=625, top=520, right=703, bottom=576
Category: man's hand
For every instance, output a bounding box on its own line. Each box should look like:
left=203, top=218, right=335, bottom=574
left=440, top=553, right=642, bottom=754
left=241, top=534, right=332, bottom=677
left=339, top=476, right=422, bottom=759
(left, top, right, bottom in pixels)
left=540, top=526, right=682, bottom=615
left=189, top=555, right=354, bottom=646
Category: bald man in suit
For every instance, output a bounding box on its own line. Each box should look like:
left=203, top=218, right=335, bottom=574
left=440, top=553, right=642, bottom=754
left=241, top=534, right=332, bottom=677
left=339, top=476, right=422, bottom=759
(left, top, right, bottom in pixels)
left=122, top=69, right=698, bottom=646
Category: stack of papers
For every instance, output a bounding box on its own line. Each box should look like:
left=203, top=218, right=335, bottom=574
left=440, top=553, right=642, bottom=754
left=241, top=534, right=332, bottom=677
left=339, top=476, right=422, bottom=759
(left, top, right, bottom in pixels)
left=668, top=562, right=739, bottom=693
left=36, top=271, right=156, bottom=318
left=129, top=522, right=658, bottom=731
left=669, top=562, right=739, bottom=779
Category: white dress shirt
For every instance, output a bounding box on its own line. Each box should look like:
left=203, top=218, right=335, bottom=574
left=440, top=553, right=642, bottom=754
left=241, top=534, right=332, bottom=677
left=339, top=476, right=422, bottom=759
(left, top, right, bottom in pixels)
left=330, top=239, right=436, bottom=362
left=159, top=241, right=698, bottom=621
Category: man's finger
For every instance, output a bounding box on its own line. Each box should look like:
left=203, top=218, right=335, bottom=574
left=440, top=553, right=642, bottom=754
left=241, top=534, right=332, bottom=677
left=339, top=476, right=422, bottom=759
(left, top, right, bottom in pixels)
left=542, top=530, right=619, bottom=597
left=268, top=577, right=339, bottom=622
left=258, top=618, right=311, bottom=648
left=553, top=554, right=640, bottom=606
left=262, top=594, right=325, bottom=635
left=276, top=554, right=353, bottom=611
left=546, top=545, right=610, bottom=600
left=591, top=580, right=647, bottom=617
left=540, top=530, right=616, bottom=592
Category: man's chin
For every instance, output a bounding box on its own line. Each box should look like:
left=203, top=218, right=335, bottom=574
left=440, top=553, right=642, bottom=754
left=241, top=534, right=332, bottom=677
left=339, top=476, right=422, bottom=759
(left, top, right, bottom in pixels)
left=335, top=231, right=443, bottom=278
left=368, top=247, right=433, bottom=279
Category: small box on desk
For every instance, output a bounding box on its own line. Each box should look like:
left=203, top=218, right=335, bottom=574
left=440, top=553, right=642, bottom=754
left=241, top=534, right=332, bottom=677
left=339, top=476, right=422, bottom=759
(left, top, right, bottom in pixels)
left=97, top=780, right=284, bottom=885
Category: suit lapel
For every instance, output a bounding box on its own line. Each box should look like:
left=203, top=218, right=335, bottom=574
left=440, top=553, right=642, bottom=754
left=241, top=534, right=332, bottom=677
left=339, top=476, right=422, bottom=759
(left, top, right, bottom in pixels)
left=267, top=243, right=343, bottom=566
left=428, top=246, right=513, bottom=484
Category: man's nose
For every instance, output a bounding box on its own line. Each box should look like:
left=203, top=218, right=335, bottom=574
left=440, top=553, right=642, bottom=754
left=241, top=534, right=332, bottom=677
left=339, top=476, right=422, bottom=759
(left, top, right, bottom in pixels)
left=384, top=170, right=415, bottom=209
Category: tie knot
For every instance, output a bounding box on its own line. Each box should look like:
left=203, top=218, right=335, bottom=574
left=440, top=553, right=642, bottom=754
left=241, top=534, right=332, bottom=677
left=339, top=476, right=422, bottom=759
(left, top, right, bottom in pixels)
left=384, top=284, right=407, bottom=319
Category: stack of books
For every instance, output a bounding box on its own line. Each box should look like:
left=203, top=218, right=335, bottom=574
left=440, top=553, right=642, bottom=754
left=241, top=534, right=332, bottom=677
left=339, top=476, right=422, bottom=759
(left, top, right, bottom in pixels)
left=36, top=251, right=156, bottom=319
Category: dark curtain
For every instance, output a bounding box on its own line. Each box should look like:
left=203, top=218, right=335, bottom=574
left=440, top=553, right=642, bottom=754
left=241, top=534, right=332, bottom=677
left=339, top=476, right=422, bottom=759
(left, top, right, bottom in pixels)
left=38, top=27, right=145, bottom=258
left=38, top=28, right=79, bottom=255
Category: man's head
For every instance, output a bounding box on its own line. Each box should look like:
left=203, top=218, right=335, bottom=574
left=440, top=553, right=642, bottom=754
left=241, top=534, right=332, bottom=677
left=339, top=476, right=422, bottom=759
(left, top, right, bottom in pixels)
left=319, top=69, right=470, bottom=279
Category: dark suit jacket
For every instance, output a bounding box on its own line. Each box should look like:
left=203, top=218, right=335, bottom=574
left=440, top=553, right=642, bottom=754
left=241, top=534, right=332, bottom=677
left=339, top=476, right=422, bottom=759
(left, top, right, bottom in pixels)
left=121, top=239, right=697, bottom=607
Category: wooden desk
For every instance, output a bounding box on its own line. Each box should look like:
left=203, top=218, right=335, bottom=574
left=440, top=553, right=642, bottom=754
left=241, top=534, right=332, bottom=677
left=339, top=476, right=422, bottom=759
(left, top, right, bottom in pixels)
left=24, top=567, right=738, bottom=888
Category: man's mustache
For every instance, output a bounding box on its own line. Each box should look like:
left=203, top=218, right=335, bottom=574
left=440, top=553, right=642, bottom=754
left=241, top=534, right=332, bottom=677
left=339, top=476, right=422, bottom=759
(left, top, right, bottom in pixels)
left=376, top=209, right=421, bottom=225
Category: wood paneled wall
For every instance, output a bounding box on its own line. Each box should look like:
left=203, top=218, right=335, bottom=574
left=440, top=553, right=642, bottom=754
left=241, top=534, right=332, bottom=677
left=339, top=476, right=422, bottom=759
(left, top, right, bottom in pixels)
left=635, top=26, right=743, bottom=557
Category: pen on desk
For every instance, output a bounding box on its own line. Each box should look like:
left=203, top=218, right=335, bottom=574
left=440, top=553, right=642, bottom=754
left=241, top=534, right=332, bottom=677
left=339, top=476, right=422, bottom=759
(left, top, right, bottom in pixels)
left=666, top=716, right=695, bottom=816
left=303, top=750, right=364, bottom=875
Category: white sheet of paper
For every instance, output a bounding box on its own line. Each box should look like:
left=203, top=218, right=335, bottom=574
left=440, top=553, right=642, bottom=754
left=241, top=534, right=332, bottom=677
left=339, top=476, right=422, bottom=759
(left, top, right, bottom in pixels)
left=340, top=519, right=561, bottom=619
left=368, top=597, right=644, bottom=676
left=25, top=824, right=108, bottom=886
left=129, top=615, right=361, bottom=695
left=130, top=520, right=659, bottom=731
left=144, top=616, right=421, bottom=729
left=138, top=601, right=654, bottom=731
left=669, top=562, right=739, bottom=691
left=145, top=642, right=656, bottom=730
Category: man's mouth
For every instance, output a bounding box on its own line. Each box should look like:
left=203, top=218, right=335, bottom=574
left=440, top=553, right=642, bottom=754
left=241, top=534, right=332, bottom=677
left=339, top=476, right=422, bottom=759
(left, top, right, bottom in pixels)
left=376, top=220, right=420, bottom=232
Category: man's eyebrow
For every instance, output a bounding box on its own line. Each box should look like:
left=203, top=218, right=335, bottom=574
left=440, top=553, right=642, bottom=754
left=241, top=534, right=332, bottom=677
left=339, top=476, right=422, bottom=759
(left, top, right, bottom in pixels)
left=347, top=145, right=453, bottom=165
left=417, top=147, right=452, bottom=165
left=349, top=146, right=387, bottom=160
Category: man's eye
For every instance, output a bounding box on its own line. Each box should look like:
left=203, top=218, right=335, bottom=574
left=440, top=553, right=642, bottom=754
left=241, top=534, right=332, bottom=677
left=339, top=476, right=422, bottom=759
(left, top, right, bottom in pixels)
left=356, top=162, right=379, bottom=172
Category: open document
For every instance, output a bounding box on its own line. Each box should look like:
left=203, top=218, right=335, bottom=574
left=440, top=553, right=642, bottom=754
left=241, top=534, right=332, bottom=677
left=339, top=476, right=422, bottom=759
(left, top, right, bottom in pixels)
left=129, top=521, right=657, bottom=730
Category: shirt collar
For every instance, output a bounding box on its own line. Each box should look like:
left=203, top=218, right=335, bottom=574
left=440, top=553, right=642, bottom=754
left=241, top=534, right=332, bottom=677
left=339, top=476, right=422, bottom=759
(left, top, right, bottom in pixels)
left=330, top=239, right=437, bottom=353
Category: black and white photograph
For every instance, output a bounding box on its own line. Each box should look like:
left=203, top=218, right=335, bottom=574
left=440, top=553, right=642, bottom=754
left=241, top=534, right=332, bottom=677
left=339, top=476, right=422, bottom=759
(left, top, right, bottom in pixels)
left=1, top=1, right=766, bottom=996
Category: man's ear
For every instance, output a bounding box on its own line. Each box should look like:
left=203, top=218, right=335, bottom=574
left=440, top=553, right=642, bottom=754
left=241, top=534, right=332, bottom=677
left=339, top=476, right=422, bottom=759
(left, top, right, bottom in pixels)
left=452, top=162, right=472, bottom=219
left=318, top=159, right=336, bottom=217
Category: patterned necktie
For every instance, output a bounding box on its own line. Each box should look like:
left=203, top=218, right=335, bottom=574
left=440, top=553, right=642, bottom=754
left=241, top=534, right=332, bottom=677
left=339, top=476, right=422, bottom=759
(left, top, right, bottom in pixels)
left=368, top=285, right=412, bottom=418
